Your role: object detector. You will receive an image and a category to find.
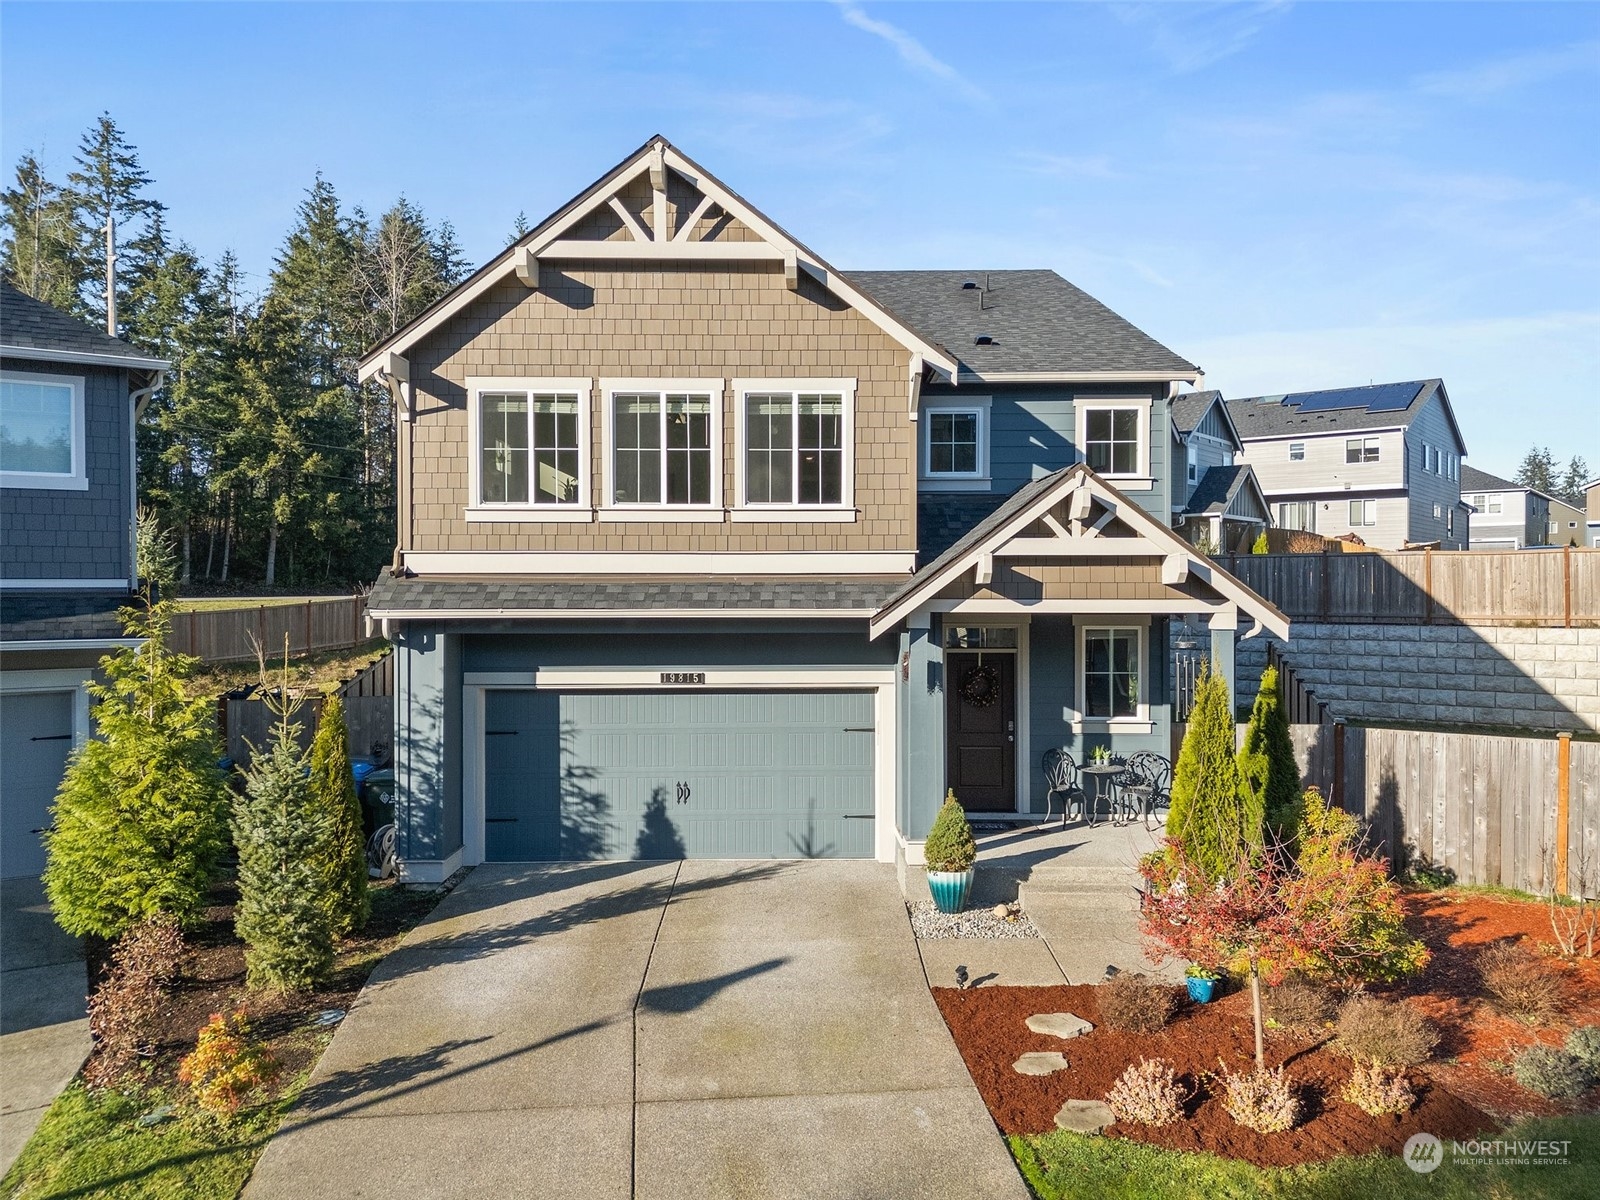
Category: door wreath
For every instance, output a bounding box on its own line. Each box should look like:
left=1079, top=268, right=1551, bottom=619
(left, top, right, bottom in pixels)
left=959, top=663, right=1001, bottom=708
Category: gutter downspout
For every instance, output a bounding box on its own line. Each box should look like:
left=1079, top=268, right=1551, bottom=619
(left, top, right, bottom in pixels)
left=129, top=369, right=167, bottom=591
left=374, top=366, right=412, bottom=578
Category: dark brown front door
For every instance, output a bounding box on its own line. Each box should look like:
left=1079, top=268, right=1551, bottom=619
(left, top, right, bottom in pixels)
left=945, top=651, right=1016, bottom=812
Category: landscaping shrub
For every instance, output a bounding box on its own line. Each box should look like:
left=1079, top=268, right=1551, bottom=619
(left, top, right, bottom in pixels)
left=1564, top=1025, right=1600, bottom=1079
left=1333, top=995, right=1439, bottom=1067
left=1264, top=977, right=1336, bottom=1032
left=84, top=915, right=186, bottom=1087
left=1104, top=1058, right=1188, bottom=1127
left=1340, top=1061, right=1417, bottom=1116
left=1164, top=668, right=1255, bottom=885
left=308, top=693, right=369, bottom=937
left=1215, top=1063, right=1300, bottom=1132
left=1097, top=974, right=1181, bottom=1034
left=178, top=1010, right=280, bottom=1119
left=1511, top=1045, right=1588, bottom=1100
left=1479, top=941, right=1565, bottom=1023
left=1236, top=665, right=1300, bottom=837
left=923, top=790, right=976, bottom=872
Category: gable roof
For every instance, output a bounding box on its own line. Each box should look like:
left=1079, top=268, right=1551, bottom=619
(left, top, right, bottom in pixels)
left=1181, top=464, right=1269, bottom=519
left=1, top=282, right=168, bottom=370
left=1227, top=379, right=1464, bottom=451
left=1169, top=389, right=1243, bottom=448
left=1459, top=464, right=1525, bottom=495
left=869, top=463, right=1289, bottom=640
left=357, top=136, right=959, bottom=382
left=843, top=270, right=1199, bottom=380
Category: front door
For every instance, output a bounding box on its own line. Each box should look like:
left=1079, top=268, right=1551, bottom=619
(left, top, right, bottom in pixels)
left=944, top=652, right=1016, bottom=812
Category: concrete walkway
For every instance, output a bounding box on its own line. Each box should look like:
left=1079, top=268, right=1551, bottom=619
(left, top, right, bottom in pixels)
left=1, top=878, right=90, bottom=1176
left=244, top=861, right=1028, bottom=1200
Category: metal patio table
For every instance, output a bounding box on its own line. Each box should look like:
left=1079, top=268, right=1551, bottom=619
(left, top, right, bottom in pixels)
left=1080, top=762, right=1125, bottom=828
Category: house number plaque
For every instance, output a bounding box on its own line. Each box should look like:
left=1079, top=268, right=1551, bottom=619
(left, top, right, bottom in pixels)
left=660, top=672, right=706, bottom=685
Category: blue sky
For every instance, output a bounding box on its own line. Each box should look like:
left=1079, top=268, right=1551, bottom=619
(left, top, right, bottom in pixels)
left=3, top=1, right=1596, bottom=478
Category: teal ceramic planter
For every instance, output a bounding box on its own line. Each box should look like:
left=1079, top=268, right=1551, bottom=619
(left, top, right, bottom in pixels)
left=928, top=868, right=974, bottom=914
left=1186, top=976, right=1219, bottom=1004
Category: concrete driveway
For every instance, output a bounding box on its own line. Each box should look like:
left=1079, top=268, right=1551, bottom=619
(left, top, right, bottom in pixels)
left=244, top=861, right=1027, bottom=1200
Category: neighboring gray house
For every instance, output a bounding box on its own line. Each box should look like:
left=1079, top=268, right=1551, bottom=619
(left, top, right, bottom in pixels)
left=1459, top=464, right=1554, bottom=549
left=1588, top=478, right=1600, bottom=548
left=1167, top=390, right=1270, bottom=551
left=356, top=137, right=1286, bottom=885
left=0, top=283, right=167, bottom=882
left=1546, top=495, right=1586, bottom=548
left=1229, top=380, right=1470, bottom=550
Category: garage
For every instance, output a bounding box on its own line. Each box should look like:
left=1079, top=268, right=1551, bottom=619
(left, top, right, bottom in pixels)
left=482, top=689, right=875, bottom=860
left=0, top=689, right=76, bottom=880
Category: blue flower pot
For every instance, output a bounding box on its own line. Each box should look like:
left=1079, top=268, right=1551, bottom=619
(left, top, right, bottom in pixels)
left=927, top=868, right=974, bottom=914
left=1186, top=976, right=1219, bottom=1004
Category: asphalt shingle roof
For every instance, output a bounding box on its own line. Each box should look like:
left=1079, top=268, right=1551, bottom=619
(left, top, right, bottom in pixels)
left=0, top=590, right=136, bottom=642
left=1169, top=390, right=1223, bottom=436
left=1227, top=380, right=1442, bottom=440
left=1459, top=465, right=1523, bottom=494
left=1181, top=464, right=1258, bottom=516
left=366, top=573, right=904, bottom=616
left=917, top=492, right=1012, bottom=565
left=843, top=270, right=1197, bottom=376
left=0, top=282, right=167, bottom=366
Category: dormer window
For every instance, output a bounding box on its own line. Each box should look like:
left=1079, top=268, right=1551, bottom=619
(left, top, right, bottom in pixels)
left=1, top=370, right=87, bottom=491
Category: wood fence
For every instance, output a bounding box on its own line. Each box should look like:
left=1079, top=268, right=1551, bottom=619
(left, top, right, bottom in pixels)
left=1221, top=547, right=1599, bottom=627
left=171, top=595, right=371, bottom=663
left=223, top=650, right=393, bottom=771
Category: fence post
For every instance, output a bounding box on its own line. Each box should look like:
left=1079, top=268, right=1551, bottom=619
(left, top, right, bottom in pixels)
left=1556, top=732, right=1571, bottom=896
left=1423, top=548, right=1433, bottom=625
left=1564, top=545, right=1573, bottom=629
left=188, top=609, right=198, bottom=656
left=304, top=600, right=314, bottom=654
left=352, top=594, right=361, bottom=648
left=1332, top=718, right=1346, bottom=812
left=257, top=605, right=267, bottom=654
left=1320, top=550, right=1331, bottom=621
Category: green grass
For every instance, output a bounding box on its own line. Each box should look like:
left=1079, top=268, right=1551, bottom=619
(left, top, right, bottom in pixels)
left=1009, top=1116, right=1599, bottom=1200
left=169, top=596, right=336, bottom=612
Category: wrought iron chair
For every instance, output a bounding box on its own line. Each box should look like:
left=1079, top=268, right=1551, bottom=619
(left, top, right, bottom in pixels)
left=1042, top=749, right=1087, bottom=827
left=1119, top=752, right=1174, bottom=832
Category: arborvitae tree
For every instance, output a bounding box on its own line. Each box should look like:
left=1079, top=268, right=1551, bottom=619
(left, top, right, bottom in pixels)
left=1165, top=667, right=1257, bottom=883
left=1251, top=530, right=1270, bottom=554
left=233, top=698, right=334, bottom=991
left=308, top=694, right=369, bottom=936
left=1513, top=446, right=1558, bottom=497
left=44, top=600, right=227, bottom=938
left=1, top=151, right=85, bottom=312
left=65, top=114, right=163, bottom=332
left=1237, top=665, right=1301, bottom=837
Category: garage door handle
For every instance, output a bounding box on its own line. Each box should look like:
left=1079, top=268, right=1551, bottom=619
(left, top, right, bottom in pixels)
left=842, top=727, right=874, bottom=733
left=842, top=814, right=874, bottom=819
left=485, top=817, right=518, bottom=823
left=486, top=730, right=518, bottom=736
left=31, top=734, right=72, bottom=742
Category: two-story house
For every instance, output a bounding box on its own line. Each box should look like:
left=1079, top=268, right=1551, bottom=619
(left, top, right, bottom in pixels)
left=0, top=282, right=167, bottom=884
left=1587, top=478, right=1600, bottom=548
left=1546, top=496, right=1587, bottom=548
left=358, top=137, right=1286, bottom=886
left=1166, top=390, right=1270, bottom=552
left=1459, top=464, right=1556, bottom=549
left=1228, top=380, right=1470, bottom=550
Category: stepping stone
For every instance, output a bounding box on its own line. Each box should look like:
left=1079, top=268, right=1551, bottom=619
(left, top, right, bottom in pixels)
left=1012, top=1051, right=1071, bottom=1076
left=1054, top=1099, right=1116, bottom=1134
left=1025, top=1012, right=1094, bottom=1039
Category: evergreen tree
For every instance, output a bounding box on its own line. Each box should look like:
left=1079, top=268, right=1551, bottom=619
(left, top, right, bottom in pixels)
left=1, top=151, right=85, bottom=312
left=508, top=211, right=532, bottom=244
left=44, top=600, right=228, bottom=939
left=1513, top=446, right=1558, bottom=496
left=1558, top=456, right=1590, bottom=506
left=233, top=701, right=334, bottom=992
left=307, top=694, right=369, bottom=936
left=1165, top=667, right=1257, bottom=883
left=65, top=114, right=163, bottom=332
left=1236, top=665, right=1300, bottom=837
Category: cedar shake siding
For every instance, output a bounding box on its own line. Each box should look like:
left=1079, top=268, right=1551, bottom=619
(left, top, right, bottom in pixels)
left=404, top=263, right=915, bottom=554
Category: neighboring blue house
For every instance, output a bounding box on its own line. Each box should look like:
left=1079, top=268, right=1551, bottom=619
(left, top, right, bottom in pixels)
left=0, top=282, right=167, bottom=882
left=357, top=137, right=1287, bottom=886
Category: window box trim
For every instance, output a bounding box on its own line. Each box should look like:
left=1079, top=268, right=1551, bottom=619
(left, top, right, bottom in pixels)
left=1074, top=396, right=1152, bottom=481
left=0, top=369, right=88, bottom=491
left=599, top=377, right=724, bottom=511
left=465, top=506, right=595, bottom=524
left=731, top=377, right=857, bottom=513
left=1066, top=620, right=1150, bottom=732
left=465, top=376, right=591, bottom=512
left=919, top=395, right=991, bottom=487
left=597, top=507, right=726, bottom=523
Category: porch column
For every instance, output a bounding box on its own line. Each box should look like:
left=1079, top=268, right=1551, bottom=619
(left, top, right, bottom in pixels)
left=1208, top=606, right=1237, bottom=714
left=394, top=624, right=461, bottom=875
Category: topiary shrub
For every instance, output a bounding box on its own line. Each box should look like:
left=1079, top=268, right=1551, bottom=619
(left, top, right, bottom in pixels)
left=178, top=1009, right=280, bottom=1119
left=1265, top=977, right=1336, bottom=1032
left=1237, top=666, right=1300, bottom=838
left=1105, top=1058, right=1188, bottom=1127
left=307, top=693, right=369, bottom=937
left=1333, top=995, right=1439, bottom=1067
left=1511, top=1045, right=1588, bottom=1099
left=1479, top=942, right=1565, bottom=1024
left=1251, top=530, right=1270, bottom=555
left=924, top=790, right=976, bottom=872
left=1215, top=1063, right=1300, bottom=1132
left=1097, top=974, right=1181, bottom=1034
left=84, top=915, right=186, bottom=1087
left=1165, top=668, right=1255, bottom=885
left=1340, top=1061, right=1417, bottom=1116
left=1564, top=1026, right=1600, bottom=1079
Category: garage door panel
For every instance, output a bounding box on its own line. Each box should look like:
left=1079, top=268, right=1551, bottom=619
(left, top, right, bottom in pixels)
left=1, top=690, right=76, bottom=879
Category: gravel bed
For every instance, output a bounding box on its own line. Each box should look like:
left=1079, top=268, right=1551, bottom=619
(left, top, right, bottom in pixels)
left=908, top=900, right=1041, bottom=940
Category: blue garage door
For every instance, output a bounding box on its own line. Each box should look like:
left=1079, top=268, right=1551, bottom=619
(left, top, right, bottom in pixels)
left=484, top=690, right=875, bottom=860
left=1, top=690, right=75, bottom=879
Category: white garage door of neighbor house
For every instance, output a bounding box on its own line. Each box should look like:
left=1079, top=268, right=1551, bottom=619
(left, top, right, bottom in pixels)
left=1, top=690, right=75, bottom=879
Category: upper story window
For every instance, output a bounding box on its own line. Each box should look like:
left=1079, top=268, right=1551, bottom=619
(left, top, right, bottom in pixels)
left=1346, top=437, right=1380, bottom=464
left=919, top=396, right=991, bottom=491
left=1076, top=397, right=1151, bottom=483
left=467, top=377, right=589, bottom=516
left=602, top=379, right=722, bottom=509
left=736, top=379, right=855, bottom=511
left=1288, top=442, right=1305, bottom=462
left=0, top=370, right=87, bottom=492
left=1186, top=445, right=1198, bottom=484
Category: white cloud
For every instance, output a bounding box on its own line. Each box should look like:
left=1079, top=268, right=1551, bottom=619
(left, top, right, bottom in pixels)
left=834, top=1, right=991, bottom=105
left=1015, top=150, right=1122, bottom=181
left=1111, top=1, right=1292, bottom=73
left=1415, top=40, right=1600, bottom=99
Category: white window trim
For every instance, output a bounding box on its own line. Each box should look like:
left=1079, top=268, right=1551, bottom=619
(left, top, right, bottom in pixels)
left=1069, top=620, right=1152, bottom=734
left=731, top=377, right=857, bottom=517
left=1288, top=442, right=1305, bottom=462
left=919, top=395, right=992, bottom=491
left=0, top=369, right=87, bottom=491
left=465, top=376, right=592, bottom=518
left=1345, top=436, right=1381, bottom=464
left=599, top=377, right=724, bottom=513
left=1348, top=498, right=1378, bottom=527
left=1075, top=396, right=1153, bottom=489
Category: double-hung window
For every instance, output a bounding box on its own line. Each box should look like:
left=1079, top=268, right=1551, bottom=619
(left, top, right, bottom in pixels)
left=736, top=380, right=855, bottom=511
left=1076, top=398, right=1151, bottom=483
left=0, top=370, right=86, bottom=491
left=1081, top=626, right=1143, bottom=722
left=918, top=397, right=990, bottom=489
left=1345, top=437, right=1380, bottom=464
left=1349, top=498, right=1377, bottom=527
left=468, top=378, right=589, bottom=517
left=1288, top=442, right=1305, bottom=462
left=603, top=380, right=721, bottom=510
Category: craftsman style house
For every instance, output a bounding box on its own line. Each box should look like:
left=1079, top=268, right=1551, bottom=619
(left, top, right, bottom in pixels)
left=360, top=137, right=1286, bottom=886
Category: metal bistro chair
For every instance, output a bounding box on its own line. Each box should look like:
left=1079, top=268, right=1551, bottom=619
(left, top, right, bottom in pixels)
left=1042, top=748, right=1087, bottom=828
left=1120, top=751, right=1174, bottom=832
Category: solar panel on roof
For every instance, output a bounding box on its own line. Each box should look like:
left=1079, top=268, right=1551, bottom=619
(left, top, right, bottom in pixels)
left=1282, top=382, right=1424, bottom=414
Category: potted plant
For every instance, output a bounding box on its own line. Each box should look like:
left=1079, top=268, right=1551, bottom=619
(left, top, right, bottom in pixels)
left=924, top=790, right=977, bottom=914
left=1184, top=964, right=1223, bottom=1004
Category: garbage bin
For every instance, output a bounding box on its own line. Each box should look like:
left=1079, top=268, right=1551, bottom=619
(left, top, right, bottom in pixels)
left=361, top=769, right=396, bottom=841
